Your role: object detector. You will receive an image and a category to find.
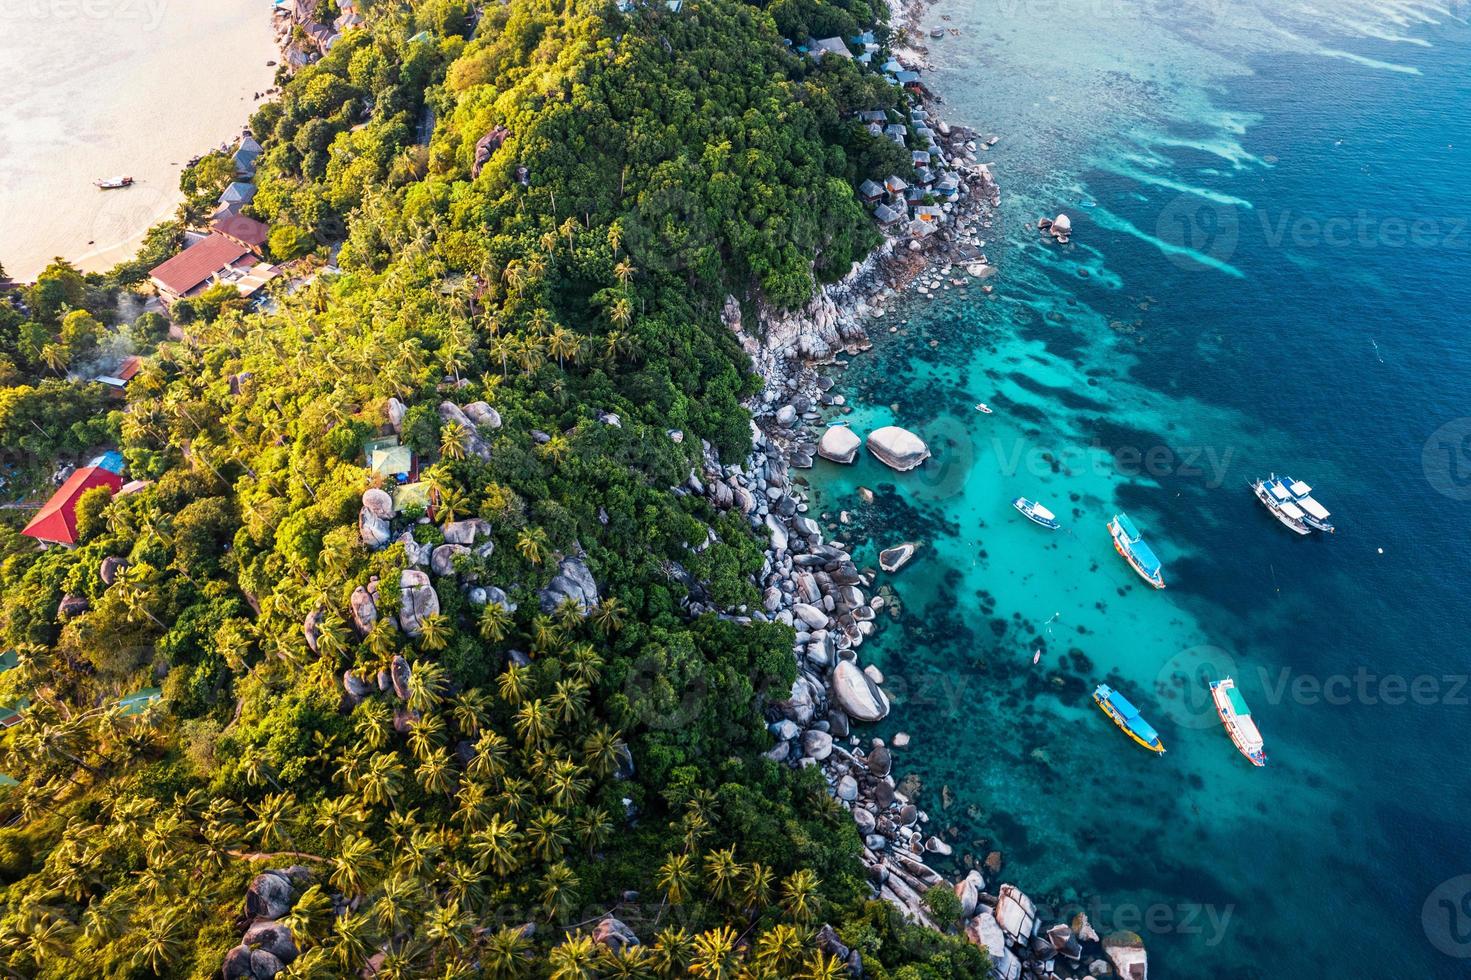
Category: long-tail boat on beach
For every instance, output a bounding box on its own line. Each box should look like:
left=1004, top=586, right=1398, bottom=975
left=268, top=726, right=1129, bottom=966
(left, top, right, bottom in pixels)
left=94, top=176, right=134, bottom=189
left=1093, top=683, right=1166, bottom=754
left=1107, top=512, right=1165, bottom=589
left=1210, top=677, right=1266, bottom=767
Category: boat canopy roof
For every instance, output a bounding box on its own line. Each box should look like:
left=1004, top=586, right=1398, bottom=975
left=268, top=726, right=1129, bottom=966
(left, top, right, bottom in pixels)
left=1114, top=512, right=1141, bottom=540
left=1268, top=482, right=1291, bottom=501
left=1288, top=479, right=1313, bottom=496
left=1280, top=501, right=1306, bottom=520
left=1107, top=689, right=1160, bottom=743
left=1130, top=539, right=1162, bottom=576
left=1234, top=712, right=1263, bottom=750
left=1032, top=503, right=1056, bottom=521
left=1297, top=496, right=1331, bottom=520
left=1226, top=685, right=1251, bottom=716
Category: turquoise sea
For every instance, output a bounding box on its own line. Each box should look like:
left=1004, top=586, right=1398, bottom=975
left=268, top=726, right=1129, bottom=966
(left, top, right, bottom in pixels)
left=809, top=1, right=1471, bottom=975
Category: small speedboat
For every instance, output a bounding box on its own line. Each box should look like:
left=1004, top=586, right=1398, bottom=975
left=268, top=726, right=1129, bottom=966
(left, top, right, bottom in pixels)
left=1013, top=497, right=1060, bottom=529
left=975, top=403, right=993, bottom=414
left=94, top=176, right=134, bottom=189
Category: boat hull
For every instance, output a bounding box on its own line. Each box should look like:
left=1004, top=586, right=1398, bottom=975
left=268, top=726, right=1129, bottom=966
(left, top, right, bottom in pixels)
left=1109, top=524, right=1165, bottom=589
left=1093, top=690, right=1166, bottom=753
left=1210, top=680, right=1266, bottom=767
left=1252, top=480, right=1311, bottom=535
left=1013, top=498, right=1059, bottom=529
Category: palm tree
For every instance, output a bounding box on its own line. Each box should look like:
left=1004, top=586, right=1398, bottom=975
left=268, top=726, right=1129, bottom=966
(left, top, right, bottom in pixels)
left=416, top=613, right=451, bottom=653
left=514, top=699, right=552, bottom=748
left=468, top=730, right=511, bottom=780
left=753, top=924, right=805, bottom=974
left=527, top=809, right=569, bottom=862
left=488, top=334, right=516, bottom=376
left=424, top=899, right=473, bottom=956
left=469, top=814, right=521, bottom=876
left=416, top=748, right=456, bottom=796
left=497, top=663, right=532, bottom=707
left=517, top=527, right=551, bottom=565
left=314, top=796, right=365, bottom=848
left=531, top=614, right=561, bottom=655
left=613, top=258, right=635, bottom=286
left=582, top=726, right=625, bottom=778
left=567, top=643, right=605, bottom=685
left=548, top=933, right=598, bottom=980
left=547, top=325, right=580, bottom=369
left=483, top=925, right=533, bottom=979
left=478, top=601, right=513, bottom=643
left=132, top=908, right=189, bottom=974
left=780, top=869, right=821, bottom=924
left=436, top=485, right=470, bottom=523
left=704, top=847, right=743, bottom=905
left=545, top=758, right=589, bottom=808
left=657, top=852, right=695, bottom=906
left=651, top=927, right=694, bottom=977
left=440, top=421, right=468, bottom=461
left=537, top=862, right=581, bottom=922
left=575, top=807, right=612, bottom=856
left=282, top=884, right=334, bottom=951
left=450, top=688, right=491, bottom=737
left=743, top=862, right=775, bottom=912
left=366, top=620, right=398, bottom=659
left=359, top=752, right=405, bottom=808
left=796, top=951, right=848, bottom=980
left=608, top=296, right=633, bottom=330
left=40, top=343, right=70, bottom=376
left=250, top=791, right=298, bottom=849
left=688, top=926, right=739, bottom=979
left=329, top=909, right=376, bottom=973
left=548, top=680, right=588, bottom=726
left=537, top=434, right=571, bottom=465
left=591, top=597, right=625, bottom=635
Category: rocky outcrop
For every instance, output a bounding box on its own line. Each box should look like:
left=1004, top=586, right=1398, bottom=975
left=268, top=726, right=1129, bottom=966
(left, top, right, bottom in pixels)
left=99, top=555, right=127, bottom=586
left=359, top=487, right=393, bottom=549
left=442, top=518, right=490, bottom=545
left=830, top=660, right=890, bottom=722
left=462, top=401, right=502, bottom=430
left=817, top=424, right=861, bottom=464
left=386, top=397, right=407, bottom=431
left=438, top=401, right=492, bottom=460
left=878, top=542, right=917, bottom=573
left=867, top=426, right=930, bottom=471
left=244, top=868, right=308, bottom=920
left=349, top=580, right=382, bottom=635
left=398, top=569, right=440, bottom=636
left=56, top=594, right=88, bottom=619
left=591, top=916, right=639, bottom=951
left=538, top=555, right=599, bottom=614
left=1104, top=931, right=1148, bottom=980
left=431, top=543, right=470, bottom=577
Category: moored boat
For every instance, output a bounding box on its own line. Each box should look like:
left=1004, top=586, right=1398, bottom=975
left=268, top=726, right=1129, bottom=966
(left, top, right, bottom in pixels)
left=1093, top=684, right=1165, bottom=753
left=1279, top=476, right=1334, bottom=533
left=1012, top=497, right=1060, bottom=529
left=94, top=176, right=134, bottom=189
left=1107, top=512, right=1165, bottom=589
left=1251, top=476, right=1311, bottom=535
left=1210, top=677, right=1266, bottom=766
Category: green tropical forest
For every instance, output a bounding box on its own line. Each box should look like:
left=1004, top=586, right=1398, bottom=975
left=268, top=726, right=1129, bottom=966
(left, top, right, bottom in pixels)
left=0, top=0, right=986, bottom=976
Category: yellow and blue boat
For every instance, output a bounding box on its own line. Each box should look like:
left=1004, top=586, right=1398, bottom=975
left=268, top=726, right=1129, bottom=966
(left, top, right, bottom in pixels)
left=1093, top=684, right=1166, bottom=753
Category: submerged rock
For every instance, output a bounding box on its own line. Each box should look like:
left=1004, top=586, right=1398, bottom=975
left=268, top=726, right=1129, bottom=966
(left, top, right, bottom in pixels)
left=867, top=426, right=930, bottom=471
left=878, top=542, right=917, bottom=573
left=1104, top=931, right=1148, bottom=980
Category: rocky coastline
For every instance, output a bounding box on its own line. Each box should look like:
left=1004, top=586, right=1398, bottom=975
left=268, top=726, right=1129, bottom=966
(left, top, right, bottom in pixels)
left=693, top=9, right=1150, bottom=979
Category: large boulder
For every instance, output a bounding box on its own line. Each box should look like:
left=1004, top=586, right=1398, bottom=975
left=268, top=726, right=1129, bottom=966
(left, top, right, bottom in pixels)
left=817, top=425, right=862, bottom=464
left=57, top=594, right=88, bottom=619
left=302, top=608, right=324, bottom=653
left=591, top=916, right=639, bottom=951
left=830, top=660, right=890, bottom=723
left=538, top=556, right=599, bottom=615
left=792, top=602, right=830, bottom=631
left=222, top=945, right=254, bottom=980
left=878, top=542, right=917, bottom=573
left=349, top=584, right=378, bottom=635
left=240, top=920, right=297, bottom=965
left=390, top=655, right=412, bottom=701
left=801, top=729, right=834, bottom=761
left=966, top=911, right=1007, bottom=961
left=1051, top=212, right=1073, bottom=236
left=438, top=402, right=491, bottom=459
left=362, top=487, right=394, bottom=520
left=867, top=426, right=930, bottom=472
left=994, top=883, right=1037, bottom=945
left=398, top=569, right=440, bottom=636
left=462, top=401, right=503, bottom=430
left=442, top=518, right=490, bottom=545
left=1104, top=932, right=1148, bottom=980
left=99, top=555, right=127, bottom=586
left=431, top=543, right=471, bottom=577
left=359, top=507, right=391, bottom=550
left=386, top=397, right=407, bottom=430
left=954, top=870, right=985, bottom=918
left=244, top=870, right=298, bottom=920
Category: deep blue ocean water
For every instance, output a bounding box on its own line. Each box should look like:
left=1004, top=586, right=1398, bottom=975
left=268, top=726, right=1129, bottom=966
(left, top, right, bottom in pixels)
left=809, top=2, right=1471, bottom=975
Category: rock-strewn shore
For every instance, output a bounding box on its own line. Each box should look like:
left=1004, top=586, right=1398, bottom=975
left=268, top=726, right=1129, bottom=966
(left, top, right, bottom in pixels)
left=692, top=14, right=1148, bottom=978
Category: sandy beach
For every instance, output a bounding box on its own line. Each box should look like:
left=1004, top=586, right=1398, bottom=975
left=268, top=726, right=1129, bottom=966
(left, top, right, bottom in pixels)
left=0, top=0, right=277, bottom=281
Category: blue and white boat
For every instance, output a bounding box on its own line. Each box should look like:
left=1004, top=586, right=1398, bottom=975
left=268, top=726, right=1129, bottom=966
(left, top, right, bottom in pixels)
left=1093, top=684, right=1166, bottom=754
left=1013, top=497, right=1060, bottom=529
left=1107, top=512, right=1165, bottom=589
left=1278, top=476, right=1334, bottom=533
left=1251, top=475, right=1311, bottom=535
